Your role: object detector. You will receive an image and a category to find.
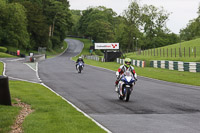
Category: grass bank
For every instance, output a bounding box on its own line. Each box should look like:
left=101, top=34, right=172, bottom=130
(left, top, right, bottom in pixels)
left=9, top=81, right=105, bottom=133
left=0, top=62, right=3, bottom=74
left=0, top=52, right=16, bottom=58
left=0, top=81, right=105, bottom=133
left=0, top=48, right=105, bottom=133
left=126, top=38, right=200, bottom=63
left=71, top=37, right=200, bottom=86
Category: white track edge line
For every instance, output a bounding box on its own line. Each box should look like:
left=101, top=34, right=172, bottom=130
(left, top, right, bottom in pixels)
left=36, top=61, right=111, bottom=133
left=7, top=58, right=24, bottom=62
left=24, top=63, right=36, bottom=72
left=41, top=82, right=112, bottom=133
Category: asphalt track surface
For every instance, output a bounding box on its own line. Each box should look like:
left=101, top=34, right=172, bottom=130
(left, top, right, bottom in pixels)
left=37, top=39, right=200, bottom=133
left=2, top=39, right=200, bottom=133
left=0, top=58, right=40, bottom=83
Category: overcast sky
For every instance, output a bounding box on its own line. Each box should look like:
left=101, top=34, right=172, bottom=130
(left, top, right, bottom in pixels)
left=68, top=0, right=200, bottom=34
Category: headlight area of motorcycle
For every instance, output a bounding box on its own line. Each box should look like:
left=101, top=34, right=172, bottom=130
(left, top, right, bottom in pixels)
left=125, top=85, right=131, bottom=87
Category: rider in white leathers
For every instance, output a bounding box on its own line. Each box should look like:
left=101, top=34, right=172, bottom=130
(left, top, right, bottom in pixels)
left=115, top=58, right=137, bottom=92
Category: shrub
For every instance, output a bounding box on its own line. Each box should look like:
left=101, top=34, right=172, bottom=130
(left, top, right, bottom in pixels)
left=0, top=47, right=7, bottom=53
left=95, top=50, right=103, bottom=56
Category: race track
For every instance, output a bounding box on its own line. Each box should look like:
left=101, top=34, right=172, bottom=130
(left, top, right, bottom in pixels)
left=38, top=39, right=200, bottom=133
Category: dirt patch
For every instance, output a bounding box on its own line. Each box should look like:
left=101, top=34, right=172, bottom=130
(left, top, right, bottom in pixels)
left=10, top=98, right=34, bottom=133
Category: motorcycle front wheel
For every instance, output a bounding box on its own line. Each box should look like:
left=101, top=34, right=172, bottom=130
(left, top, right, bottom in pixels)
left=124, top=88, right=131, bottom=102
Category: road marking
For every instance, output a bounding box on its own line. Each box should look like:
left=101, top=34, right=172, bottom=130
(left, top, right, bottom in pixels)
left=24, top=63, right=36, bottom=72
left=36, top=62, right=112, bottom=133
left=0, top=61, right=6, bottom=76
left=7, top=58, right=24, bottom=62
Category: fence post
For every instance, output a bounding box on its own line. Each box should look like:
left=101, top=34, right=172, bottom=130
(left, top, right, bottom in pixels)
left=194, top=47, right=196, bottom=58
left=189, top=47, right=190, bottom=57
left=171, top=48, right=172, bottom=57
left=154, top=48, right=155, bottom=56
left=163, top=48, right=165, bottom=57
left=160, top=48, right=161, bottom=56
left=167, top=48, right=168, bottom=57
left=175, top=48, right=176, bottom=58
left=157, top=49, right=158, bottom=56
left=151, top=49, right=152, bottom=56
left=184, top=47, right=185, bottom=57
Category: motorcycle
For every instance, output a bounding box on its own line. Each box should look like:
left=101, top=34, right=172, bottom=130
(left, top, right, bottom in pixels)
left=116, top=71, right=136, bottom=102
left=77, top=61, right=84, bottom=73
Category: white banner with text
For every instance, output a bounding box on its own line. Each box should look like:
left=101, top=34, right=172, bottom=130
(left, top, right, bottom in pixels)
left=95, top=43, right=119, bottom=50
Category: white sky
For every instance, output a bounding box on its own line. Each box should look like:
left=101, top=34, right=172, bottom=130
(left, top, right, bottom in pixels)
left=68, top=0, right=200, bottom=34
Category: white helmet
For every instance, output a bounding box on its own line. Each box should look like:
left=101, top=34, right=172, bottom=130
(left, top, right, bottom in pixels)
left=79, top=56, right=82, bottom=59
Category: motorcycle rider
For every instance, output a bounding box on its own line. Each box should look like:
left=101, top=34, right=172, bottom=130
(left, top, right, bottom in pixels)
left=76, top=56, right=84, bottom=69
left=115, top=58, right=137, bottom=92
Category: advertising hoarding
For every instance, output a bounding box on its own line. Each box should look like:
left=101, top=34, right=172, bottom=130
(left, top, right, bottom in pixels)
left=95, top=43, right=119, bottom=50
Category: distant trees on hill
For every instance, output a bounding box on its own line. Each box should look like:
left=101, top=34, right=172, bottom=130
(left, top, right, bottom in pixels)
left=180, top=5, right=200, bottom=41
left=69, top=0, right=179, bottom=52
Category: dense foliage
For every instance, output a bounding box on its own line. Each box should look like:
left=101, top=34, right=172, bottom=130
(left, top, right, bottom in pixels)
left=0, top=0, right=72, bottom=51
left=180, top=5, right=200, bottom=41
left=70, top=0, right=179, bottom=52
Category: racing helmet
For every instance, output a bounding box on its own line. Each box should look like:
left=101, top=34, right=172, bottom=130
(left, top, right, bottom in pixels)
left=124, top=58, right=131, bottom=68
left=79, top=56, right=82, bottom=59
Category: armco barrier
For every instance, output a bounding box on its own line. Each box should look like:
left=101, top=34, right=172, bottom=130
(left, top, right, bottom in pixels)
left=150, top=60, right=200, bottom=73
left=116, top=58, right=146, bottom=68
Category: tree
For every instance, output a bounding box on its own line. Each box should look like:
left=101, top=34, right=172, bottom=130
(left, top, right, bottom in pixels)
left=78, top=6, right=117, bottom=42
left=44, top=0, right=72, bottom=48
left=87, top=20, right=114, bottom=42
left=0, top=0, right=29, bottom=49
left=122, top=0, right=141, bottom=51
left=22, top=1, right=49, bottom=50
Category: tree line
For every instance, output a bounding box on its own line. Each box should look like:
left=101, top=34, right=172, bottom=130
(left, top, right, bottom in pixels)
left=180, top=5, right=200, bottom=41
left=1, top=0, right=199, bottom=52
left=0, top=0, right=72, bottom=51
left=69, top=0, right=179, bottom=51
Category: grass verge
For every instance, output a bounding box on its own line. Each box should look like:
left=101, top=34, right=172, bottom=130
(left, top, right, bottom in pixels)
left=0, top=52, right=16, bottom=58
left=0, top=62, right=3, bottom=75
left=71, top=37, right=200, bottom=86
left=125, top=38, right=200, bottom=63
left=8, top=81, right=105, bottom=133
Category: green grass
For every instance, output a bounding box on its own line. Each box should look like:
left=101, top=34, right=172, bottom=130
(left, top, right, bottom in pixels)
left=83, top=59, right=200, bottom=86
left=0, top=62, right=3, bottom=75
left=0, top=52, right=16, bottom=58
left=9, top=81, right=105, bottom=133
left=0, top=104, right=21, bottom=133
left=0, top=62, right=21, bottom=133
left=126, top=38, right=200, bottom=63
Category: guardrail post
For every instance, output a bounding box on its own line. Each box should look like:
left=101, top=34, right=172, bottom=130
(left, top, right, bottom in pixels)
left=0, top=76, right=11, bottom=106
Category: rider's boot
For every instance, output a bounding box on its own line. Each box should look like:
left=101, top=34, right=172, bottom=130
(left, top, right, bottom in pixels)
left=115, top=81, right=119, bottom=92
left=115, top=85, right=118, bottom=92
